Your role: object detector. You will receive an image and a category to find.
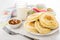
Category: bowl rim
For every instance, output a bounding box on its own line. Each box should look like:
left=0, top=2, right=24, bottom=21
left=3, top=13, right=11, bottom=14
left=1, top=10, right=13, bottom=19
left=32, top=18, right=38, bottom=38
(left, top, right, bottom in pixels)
left=7, top=17, right=22, bottom=26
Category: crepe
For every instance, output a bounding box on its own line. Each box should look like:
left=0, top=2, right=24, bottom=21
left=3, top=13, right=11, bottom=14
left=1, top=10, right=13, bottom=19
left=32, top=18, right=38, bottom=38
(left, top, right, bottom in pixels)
left=24, top=21, right=38, bottom=33
left=39, top=12, right=58, bottom=29
left=26, top=13, right=42, bottom=22
left=35, top=20, right=51, bottom=34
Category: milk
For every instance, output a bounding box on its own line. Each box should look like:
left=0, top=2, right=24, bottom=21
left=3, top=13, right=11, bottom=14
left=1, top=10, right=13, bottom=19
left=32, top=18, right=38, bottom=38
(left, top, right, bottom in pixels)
left=16, top=2, right=28, bottom=20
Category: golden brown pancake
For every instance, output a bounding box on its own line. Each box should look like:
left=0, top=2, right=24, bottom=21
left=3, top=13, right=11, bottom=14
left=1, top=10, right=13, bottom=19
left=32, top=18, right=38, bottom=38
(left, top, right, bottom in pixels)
left=26, top=13, right=42, bottom=22
left=39, top=12, right=58, bottom=29
left=35, top=20, right=51, bottom=34
left=24, top=21, right=38, bottom=33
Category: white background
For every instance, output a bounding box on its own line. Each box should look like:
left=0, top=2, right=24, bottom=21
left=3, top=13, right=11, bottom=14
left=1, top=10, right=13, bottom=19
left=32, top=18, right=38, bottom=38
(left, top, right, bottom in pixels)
left=0, top=0, right=60, bottom=40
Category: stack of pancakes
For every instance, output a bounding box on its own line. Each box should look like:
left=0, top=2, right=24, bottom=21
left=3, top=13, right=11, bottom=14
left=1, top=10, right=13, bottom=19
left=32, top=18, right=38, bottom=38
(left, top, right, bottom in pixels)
left=24, top=12, right=58, bottom=34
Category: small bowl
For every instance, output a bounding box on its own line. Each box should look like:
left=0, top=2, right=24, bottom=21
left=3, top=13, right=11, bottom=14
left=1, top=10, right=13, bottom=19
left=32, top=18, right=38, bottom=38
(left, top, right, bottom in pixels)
left=8, top=17, right=22, bottom=29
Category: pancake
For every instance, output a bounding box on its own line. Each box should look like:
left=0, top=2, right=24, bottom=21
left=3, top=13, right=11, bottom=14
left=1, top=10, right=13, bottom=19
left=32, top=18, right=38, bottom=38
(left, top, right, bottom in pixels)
left=35, top=20, right=51, bottom=34
left=26, top=13, right=42, bottom=22
left=24, top=21, right=38, bottom=33
left=39, top=12, right=58, bottom=29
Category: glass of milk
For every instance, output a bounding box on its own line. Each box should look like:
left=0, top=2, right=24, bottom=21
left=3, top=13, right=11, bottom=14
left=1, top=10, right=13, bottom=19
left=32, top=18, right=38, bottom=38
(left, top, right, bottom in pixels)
left=16, top=2, right=29, bottom=20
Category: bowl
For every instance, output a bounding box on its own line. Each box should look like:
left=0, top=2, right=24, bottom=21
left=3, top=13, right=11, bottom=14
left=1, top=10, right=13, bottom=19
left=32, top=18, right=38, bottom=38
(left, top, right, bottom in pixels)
left=8, top=17, right=22, bottom=29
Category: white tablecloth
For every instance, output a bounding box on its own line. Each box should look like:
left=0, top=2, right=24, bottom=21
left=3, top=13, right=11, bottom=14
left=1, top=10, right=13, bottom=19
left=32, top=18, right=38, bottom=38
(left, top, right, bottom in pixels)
left=0, top=0, right=60, bottom=40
